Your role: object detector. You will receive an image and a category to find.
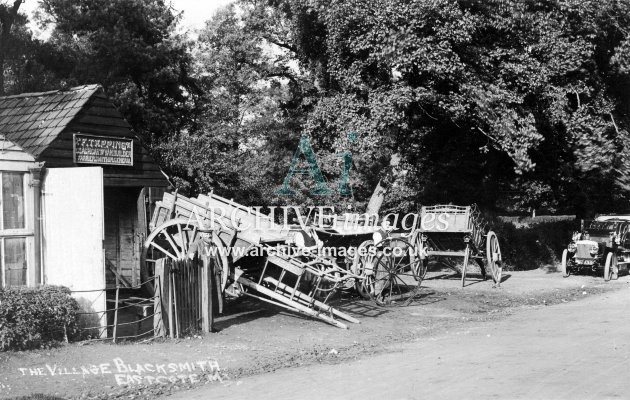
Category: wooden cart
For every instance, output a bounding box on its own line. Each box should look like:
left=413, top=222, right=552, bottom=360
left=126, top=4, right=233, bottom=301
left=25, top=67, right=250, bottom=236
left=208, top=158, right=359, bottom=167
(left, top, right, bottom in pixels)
left=143, top=192, right=421, bottom=332
left=412, top=205, right=502, bottom=287
left=307, top=214, right=422, bottom=306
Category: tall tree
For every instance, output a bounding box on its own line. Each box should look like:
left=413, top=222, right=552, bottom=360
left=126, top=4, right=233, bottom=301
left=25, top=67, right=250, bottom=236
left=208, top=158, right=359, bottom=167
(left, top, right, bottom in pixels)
left=158, top=3, right=319, bottom=206
left=37, top=0, right=200, bottom=141
left=0, top=0, right=23, bottom=94
left=256, top=0, right=630, bottom=216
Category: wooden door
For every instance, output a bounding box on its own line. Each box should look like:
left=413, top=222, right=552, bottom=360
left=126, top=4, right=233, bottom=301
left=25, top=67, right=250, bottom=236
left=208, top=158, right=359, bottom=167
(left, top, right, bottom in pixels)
left=135, top=187, right=147, bottom=287
left=42, top=167, right=106, bottom=335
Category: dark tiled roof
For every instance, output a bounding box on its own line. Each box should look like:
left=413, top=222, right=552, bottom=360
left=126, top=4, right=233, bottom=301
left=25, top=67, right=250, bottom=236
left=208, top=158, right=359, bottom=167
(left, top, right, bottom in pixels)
left=0, top=85, right=101, bottom=157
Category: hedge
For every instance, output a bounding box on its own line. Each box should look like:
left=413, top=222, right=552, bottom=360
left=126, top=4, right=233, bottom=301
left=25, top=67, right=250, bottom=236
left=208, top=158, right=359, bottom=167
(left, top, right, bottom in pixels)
left=491, top=219, right=578, bottom=270
left=0, top=285, right=80, bottom=351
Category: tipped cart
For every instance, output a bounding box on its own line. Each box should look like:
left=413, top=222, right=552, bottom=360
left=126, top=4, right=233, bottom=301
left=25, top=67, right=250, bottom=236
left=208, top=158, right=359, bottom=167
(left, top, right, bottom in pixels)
left=143, top=192, right=422, bottom=333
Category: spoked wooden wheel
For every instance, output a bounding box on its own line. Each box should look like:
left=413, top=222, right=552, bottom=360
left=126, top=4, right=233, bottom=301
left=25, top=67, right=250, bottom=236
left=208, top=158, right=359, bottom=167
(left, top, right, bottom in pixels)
left=561, top=249, right=570, bottom=278
left=369, top=238, right=421, bottom=307
left=415, top=259, right=429, bottom=282
left=353, top=240, right=377, bottom=299
left=143, top=218, right=230, bottom=291
left=308, top=261, right=343, bottom=299
left=411, top=234, right=429, bottom=282
left=486, top=231, right=502, bottom=285
left=604, top=252, right=618, bottom=281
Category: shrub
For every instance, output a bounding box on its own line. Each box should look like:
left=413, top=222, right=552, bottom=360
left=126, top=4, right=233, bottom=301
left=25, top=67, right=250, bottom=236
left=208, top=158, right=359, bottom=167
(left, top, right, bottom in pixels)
left=0, top=285, right=80, bottom=351
left=490, top=219, right=578, bottom=271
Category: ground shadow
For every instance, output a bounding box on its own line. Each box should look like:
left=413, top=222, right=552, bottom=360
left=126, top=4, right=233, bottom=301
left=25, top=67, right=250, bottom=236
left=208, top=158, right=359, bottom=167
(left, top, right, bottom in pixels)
left=213, top=296, right=283, bottom=331
left=409, top=289, right=447, bottom=306
left=424, top=270, right=511, bottom=287
left=213, top=282, right=449, bottom=330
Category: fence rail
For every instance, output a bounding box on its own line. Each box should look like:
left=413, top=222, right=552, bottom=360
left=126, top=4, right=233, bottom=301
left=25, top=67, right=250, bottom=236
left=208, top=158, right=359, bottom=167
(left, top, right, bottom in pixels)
left=69, top=276, right=159, bottom=343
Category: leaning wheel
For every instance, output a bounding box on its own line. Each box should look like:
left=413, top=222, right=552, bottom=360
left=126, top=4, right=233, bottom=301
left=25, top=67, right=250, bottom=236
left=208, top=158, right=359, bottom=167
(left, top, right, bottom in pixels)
left=369, top=238, right=421, bottom=307
left=561, top=249, right=570, bottom=277
left=353, top=240, right=377, bottom=299
left=604, top=252, right=618, bottom=281
left=144, top=218, right=230, bottom=291
left=486, top=231, right=502, bottom=285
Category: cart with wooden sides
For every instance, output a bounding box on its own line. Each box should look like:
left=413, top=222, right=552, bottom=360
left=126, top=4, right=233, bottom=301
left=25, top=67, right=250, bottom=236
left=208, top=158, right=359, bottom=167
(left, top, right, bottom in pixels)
left=561, top=216, right=630, bottom=281
left=143, top=192, right=422, bottom=333
left=412, top=204, right=502, bottom=287
left=305, top=213, right=422, bottom=306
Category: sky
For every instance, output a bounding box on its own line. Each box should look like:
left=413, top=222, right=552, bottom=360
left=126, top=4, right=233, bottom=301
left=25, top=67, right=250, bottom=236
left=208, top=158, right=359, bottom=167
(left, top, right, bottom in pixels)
left=168, top=0, right=234, bottom=29
left=20, top=0, right=234, bottom=33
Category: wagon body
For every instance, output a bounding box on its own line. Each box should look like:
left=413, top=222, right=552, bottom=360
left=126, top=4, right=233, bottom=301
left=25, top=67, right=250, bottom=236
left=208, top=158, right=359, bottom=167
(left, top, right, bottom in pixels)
left=144, top=191, right=421, bottom=332
left=302, top=214, right=403, bottom=300
left=414, top=204, right=502, bottom=287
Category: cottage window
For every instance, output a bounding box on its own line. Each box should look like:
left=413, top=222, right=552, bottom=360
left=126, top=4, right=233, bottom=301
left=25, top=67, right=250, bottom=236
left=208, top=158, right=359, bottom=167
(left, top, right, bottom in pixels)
left=3, top=172, right=25, bottom=229
left=0, top=172, right=29, bottom=287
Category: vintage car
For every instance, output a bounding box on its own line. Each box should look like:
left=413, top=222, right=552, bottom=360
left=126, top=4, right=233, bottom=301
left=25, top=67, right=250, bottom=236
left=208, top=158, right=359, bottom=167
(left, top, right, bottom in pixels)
left=562, top=215, right=630, bottom=280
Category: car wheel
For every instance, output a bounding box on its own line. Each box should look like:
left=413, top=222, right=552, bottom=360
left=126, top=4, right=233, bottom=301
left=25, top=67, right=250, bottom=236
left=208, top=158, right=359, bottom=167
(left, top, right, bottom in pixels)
left=604, top=252, right=613, bottom=281
left=561, top=249, right=570, bottom=278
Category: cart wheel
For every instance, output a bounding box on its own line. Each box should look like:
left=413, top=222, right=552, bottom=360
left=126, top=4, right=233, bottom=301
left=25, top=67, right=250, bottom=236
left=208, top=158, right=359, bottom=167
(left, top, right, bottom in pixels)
left=353, top=240, right=376, bottom=299
left=415, top=259, right=429, bottom=282
left=369, top=238, right=421, bottom=307
left=612, top=253, right=619, bottom=280
left=561, top=249, right=570, bottom=278
left=604, top=252, right=618, bottom=281
left=410, top=233, right=429, bottom=282
left=486, top=231, right=502, bottom=285
left=144, top=218, right=230, bottom=291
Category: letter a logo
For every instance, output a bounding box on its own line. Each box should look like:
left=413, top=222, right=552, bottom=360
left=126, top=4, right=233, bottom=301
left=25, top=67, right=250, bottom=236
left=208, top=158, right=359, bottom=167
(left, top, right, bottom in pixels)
left=275, top=135, right=333, bottom=195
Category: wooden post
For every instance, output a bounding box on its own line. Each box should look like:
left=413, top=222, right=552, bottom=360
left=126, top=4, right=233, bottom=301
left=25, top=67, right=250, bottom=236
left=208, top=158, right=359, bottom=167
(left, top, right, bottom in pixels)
left=366, top=180, right=387, bottom=217
left=461, top=244, right=470, bottom=288
left=201, top=254, right=214, bottom=333
left=171, top=271, right=180, bottom=338
left=153, top=259, right=169, bottom=338
left=112, top=286, right=120, bottom=343
left=168, top=269, right=174, bottom=339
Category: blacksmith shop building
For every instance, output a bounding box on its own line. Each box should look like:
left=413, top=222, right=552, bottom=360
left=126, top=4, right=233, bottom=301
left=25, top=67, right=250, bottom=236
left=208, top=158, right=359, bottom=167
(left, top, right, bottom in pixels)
left=0, top=84, right=168, bottom=314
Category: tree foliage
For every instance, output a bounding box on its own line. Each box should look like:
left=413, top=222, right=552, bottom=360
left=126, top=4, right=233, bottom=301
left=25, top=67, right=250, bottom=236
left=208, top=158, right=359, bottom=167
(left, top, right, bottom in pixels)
left=1, top=0, right=629, bottom=217
left=255, top=0, right=630, bottom=215
left=31, top=0, right=200, bottom=141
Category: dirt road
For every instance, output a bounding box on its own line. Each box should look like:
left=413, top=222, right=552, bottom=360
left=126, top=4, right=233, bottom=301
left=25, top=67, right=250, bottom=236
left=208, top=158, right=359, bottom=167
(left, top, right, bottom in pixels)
left=1, top=270, right=626, bottom=399
left=169, top=283, right=630, bottom=400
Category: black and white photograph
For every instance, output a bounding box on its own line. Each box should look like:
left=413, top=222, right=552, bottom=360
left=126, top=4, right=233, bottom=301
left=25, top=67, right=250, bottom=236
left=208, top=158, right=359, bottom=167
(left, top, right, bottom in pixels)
left=0, top=0, right=629, bottom=399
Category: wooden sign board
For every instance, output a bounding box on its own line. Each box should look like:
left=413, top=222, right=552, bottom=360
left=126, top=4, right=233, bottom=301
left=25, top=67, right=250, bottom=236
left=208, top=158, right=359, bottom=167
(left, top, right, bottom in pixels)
left=419, top=206, right=472, bottom=232
left=74, top=134, right=133, bottom=166
left=420, top=212, right=471, bottom=232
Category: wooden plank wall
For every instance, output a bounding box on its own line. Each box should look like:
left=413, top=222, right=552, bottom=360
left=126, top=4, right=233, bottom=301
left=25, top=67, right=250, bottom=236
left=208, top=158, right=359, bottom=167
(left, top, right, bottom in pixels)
left=105, top=187, right=142, bottom=288
left=39, top=93, right=167, bottom=188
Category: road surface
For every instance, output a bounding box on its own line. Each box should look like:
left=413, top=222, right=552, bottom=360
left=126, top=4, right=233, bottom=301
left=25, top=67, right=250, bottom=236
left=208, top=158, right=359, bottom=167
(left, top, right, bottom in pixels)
left=168, top=287, right=630, bottom=400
